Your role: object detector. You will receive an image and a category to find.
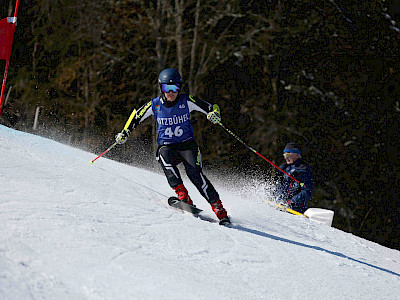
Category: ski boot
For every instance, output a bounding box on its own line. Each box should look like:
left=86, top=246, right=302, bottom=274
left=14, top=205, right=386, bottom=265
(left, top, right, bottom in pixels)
left=210, top=199, right=230, bottom=225
left=173, top=183, right=194, bottom=206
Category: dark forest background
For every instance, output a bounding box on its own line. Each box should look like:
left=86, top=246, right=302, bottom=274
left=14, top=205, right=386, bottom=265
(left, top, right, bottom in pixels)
left=1, top=0, right=399, bottom=250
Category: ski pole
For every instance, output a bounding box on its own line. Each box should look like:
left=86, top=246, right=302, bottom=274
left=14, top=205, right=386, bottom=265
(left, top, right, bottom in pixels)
left=90, top=142, right=118, bottom=164
left=90, top=109, right=137, bottom=164
left=217, top=122, right=303, bottom=186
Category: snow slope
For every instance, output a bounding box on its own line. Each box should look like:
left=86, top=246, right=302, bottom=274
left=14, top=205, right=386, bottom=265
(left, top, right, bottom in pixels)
left=0, top=125, right=399, bottom=300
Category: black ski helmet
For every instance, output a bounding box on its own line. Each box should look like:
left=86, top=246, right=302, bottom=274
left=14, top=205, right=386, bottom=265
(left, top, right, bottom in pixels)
left=158, top=68, right=182, bottom=92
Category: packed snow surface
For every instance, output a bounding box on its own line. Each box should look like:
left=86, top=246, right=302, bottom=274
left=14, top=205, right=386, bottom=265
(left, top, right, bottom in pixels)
left=0, top=125, right=399, bottom=299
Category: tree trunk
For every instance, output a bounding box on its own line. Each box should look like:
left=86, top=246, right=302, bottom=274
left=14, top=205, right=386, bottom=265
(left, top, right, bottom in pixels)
left=175, top=0, right=184, bottom=76
left=188, top=0, right=201, bottom=95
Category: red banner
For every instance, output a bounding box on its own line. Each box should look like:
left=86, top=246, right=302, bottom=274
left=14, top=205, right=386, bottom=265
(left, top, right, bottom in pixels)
left=0, top=0, right=20, bottom=115
left=0, top=17, right=16, bottom=61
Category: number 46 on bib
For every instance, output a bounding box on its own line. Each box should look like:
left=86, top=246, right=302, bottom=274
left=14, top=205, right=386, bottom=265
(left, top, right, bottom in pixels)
left=165, top=126, right=183, bottom=138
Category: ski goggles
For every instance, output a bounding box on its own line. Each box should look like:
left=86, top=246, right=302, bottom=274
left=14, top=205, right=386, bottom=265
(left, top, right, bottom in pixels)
left=283, top=152, right=293, bottom=158
left=161, top=83, right=181, bottom=93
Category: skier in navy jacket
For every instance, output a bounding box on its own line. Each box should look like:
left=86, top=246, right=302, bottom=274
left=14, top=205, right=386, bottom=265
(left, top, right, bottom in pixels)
left=115, top=68, right=230, bottom=225
left=276, top=142, right=314, bottom=214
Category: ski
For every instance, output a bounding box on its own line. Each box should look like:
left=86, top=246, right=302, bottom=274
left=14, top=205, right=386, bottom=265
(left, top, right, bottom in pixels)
left=219, top=217, right=232, bottom=227
left=167, top=196, right=232, bottom=226
left=168, top=196, right=203, bottom=215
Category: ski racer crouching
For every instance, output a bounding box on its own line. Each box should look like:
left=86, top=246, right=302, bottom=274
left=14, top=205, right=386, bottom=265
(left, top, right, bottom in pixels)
left=276, top=142, right=314, bottom=214
left=115, top=68, right=230, bottom=225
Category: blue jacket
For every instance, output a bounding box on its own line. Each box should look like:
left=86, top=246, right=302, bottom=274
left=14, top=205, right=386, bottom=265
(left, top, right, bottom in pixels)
left=276, top=159, right=314, bottom=214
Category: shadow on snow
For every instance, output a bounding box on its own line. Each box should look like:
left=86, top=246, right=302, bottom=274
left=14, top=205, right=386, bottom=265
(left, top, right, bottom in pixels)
left=232, top=224, right=400, bottom=278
